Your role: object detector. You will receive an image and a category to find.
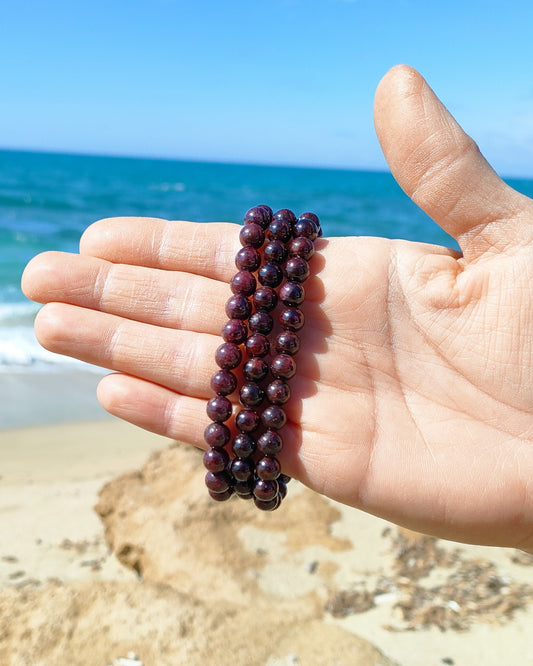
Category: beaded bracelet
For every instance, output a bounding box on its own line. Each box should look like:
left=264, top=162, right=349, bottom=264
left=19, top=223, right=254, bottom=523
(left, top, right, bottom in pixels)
left=203, top=205, right=321, bottom=511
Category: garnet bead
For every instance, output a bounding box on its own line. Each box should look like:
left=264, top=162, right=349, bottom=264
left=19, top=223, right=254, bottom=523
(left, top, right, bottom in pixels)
left=230, top=270, right=256, bottom=297
left=299, top=211, right=322, bottom=236
left=232, top=432, right=257, bottom=458
left=221, top=319, right=247, bottom=345
left=257, top=429, right=283, bottom=455
left=204, top=422, right=231, bottom=448
left=288, top=236, right=315, bottom=260
left=270, top=354, right=296, bottom=380
left=253, top=479, right=279, bottom=502
left=243, top=358, right=269, bottom=382
left=248, top=311, right=273, bottom=335
left=239, top=382, right=265, bottom=407
left=235, top=246, right=261, bottom=271
left=258, top=262, right=284, bottom=288
left=206, top=395, right=233, bottom=423
left=266, top=379, right=291, bottom=405
left=235, top=408, right=261, bottom=433
left=253, top=286, right=278, bottom=312
left=239, top=222, right=265, bottom=248
left=205, top=470, right=232, bottom=494
left=253, top=495, right=281, bottom=511
left=261, top=405, right=287, bottom=430
left=256, top=455, right=281, bottom=480
left=230, top=457, right=254, bottom=482
left=203, top=446, right=230, bottom=473
left=215, top=342, right=242, bottom=369
left=293, top=217, right=318, bottom=241
left=275, top=331, right=300, bottom=356
left=266, top=219, right=292, bottom=243
left=285, top=257, right=310, bottom=283
left=279, top=282, right=305, bottom=307
left=225, top=294, right=252, bottom=320
left=210, top=369, right=238, bottom=395
left=234, top=480, right=254, bottom=498
left=264, top=240, right=288, bottom=264
left=209, top=488, right=234, bottom=502
left=280, top=307, right=305, bottom=331
left=273, top=208, right=297, bottom=224
left=244, top=205, right=271, bottom=229
left=245, top=333, right=270, bottom=358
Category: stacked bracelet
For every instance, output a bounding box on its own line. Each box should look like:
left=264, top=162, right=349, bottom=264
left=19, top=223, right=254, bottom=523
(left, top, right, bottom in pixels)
left=203, top=205, right=321, bottom=511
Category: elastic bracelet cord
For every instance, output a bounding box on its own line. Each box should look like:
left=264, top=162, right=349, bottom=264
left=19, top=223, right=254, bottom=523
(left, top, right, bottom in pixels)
left=204, top=205, right=321, bottom=511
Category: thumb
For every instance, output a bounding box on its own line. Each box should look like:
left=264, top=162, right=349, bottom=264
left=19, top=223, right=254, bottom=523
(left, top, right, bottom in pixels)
left=373, top=65, right=533, bottom=260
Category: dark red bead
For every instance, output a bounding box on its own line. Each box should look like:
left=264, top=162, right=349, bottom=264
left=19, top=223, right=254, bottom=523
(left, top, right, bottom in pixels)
left=221, top=319, right=248, bottom=344
left=256, top=455, right=281, bottom=481
left=293, top=218, right=318, bottom=241
left=234, top=480, right=254, bottom=498
left=253, top=495, right=281, bottom=511
left=280, top=307, right=305, bottom=331
left=245, top=333, right=270, bottom=358
left=230, top=457, right=254, bottom=482
left=243, top=358, right=269, bottom=382
left=205, top=470, right=232, bottom=493
left=235, top=246, right=261, bottom=271
left=279, top=282, right=305, bottom=307
left=272, top=208, right=297, bottom=224
left=206, top=395, right=233, bottom=423
left=257, top=429, right=283, bottom=455
left=210, top=369, right=238, bottom=395
left=284, top=257, right=310, bottom=283
left=239, top=382, right=265, bottom=407
left=266, top=379, right=291, bottom=405
left=225, top=294, right=252, bottom=320
left=204, top=422, right=231, bottom=448
left=244, top=205, right=271, bottom=229
left=253, top=286, right=278, bottom=312
left=203, top=446, right=230, bottom=473
left=248, top=311, right=273, bottom=335
left=261, top=405, right=287, bottom=430
left=288, top=236, right=315, bottom=260
left=270, top=354, right=296, bottom=380
left=263, top=240, right=287, bottom=264
left=230, top=270, right=256, bottom=297
left=253, top=479, right=279, bottom=501
left=232, top=432, right=257, bottom=458
left=258, top=262, right=284, bottom=288
left=209, top=488, right=234, bottom=502
left=235, top=408, right=261, bottom=433
left=299, top=212, right=322, bottom=236
left=239, top=223, right=265, bottom=248
left=275, top=331, right=300, bottom=356
left=215, top=342, right=242, bottom=369
left=266, top=219, right=292, bottom=243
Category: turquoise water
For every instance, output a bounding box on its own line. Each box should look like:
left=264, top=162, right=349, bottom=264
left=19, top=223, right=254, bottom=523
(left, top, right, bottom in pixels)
left=1, top=148, right=531, bottom=371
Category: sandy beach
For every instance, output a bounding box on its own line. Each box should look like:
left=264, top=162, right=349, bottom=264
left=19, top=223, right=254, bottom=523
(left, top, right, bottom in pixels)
left=1, top=414, right=533, bottom=665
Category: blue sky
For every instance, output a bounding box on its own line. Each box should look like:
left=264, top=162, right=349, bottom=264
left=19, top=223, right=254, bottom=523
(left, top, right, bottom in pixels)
left=2, top=0, right=533, bottom=176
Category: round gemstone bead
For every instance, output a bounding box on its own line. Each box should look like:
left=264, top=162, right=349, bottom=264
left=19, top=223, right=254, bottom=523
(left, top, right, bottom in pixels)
left=257, top=429, right=283, bottom=455
left=263, top=240, right=287, bottom=264
left=284, top=257, right=310, bottom=283
left=266, top=379, right=291, bottom=405
left=253, top=479, right=279, bottom=502
left=248, top=311, right=273, bottom=335
left=288, top=236, right=315, bottom=260
left=253, top=495, right=281, bottom=511
left=266, top=219, right=292, bottom=243
left=225, top=294, right=252, bottom=320
left=210, top=369, right=238, bottom=395
left=273, top=208, right=297, bottom=224
left=206, top=395, right=233, bottom=423
left=239, top=382, right=265, bottom=407
left=279, top=282, right=305, bottom=307
left=235, top=408, right=261, bottom=433
left=235, top=246, right=261, bottom=271
left=234, top=480, right=254, bottom=498
left=245, top=333, right=270, bottom=358
left=261, top=405, right=287, bottom=430
left=230, top=457, right=254, bottom=482
left=203, top=446, right=230, bottom=473
left=244, top=205, right=271, bottom=229
left=275, top=331, right=300, bottom=356
left=280, top=307, right=305, bottom=331
left=258, top=262, right=284, bottom=288
left=205, top=470, right=232, bottom=494
left=270, top=354, right=296, bottom=380
left=209, top=488, right=234, bottom=502
left=293, top=218, right=318, bottom=241
left=215, top=342, right=242, bottom=369
left=232, top=432, right=257, bottom=458
left=239, top=222, right=265, bottom=248
left=204, top=422, right=231, bottom=448
left=256, top=455, right=281, bottom=481
left=221, top=319, right=248, bottom=345
left=253, top=286, right=278, bottom=312
left=230, top=270, right=256, bottom=297
left=299, top=212, right=321, bottom=236
left=243, top=358, right=269, bottom=382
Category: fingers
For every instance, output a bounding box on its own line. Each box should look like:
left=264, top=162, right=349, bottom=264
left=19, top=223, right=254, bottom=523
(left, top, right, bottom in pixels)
left=79, top=217, right=241, bottom=282
left=374, top=65, right=533, bottom=260
left=34, top=302, right=219, bottom=399
left=22, top=251, right=228, bottom=334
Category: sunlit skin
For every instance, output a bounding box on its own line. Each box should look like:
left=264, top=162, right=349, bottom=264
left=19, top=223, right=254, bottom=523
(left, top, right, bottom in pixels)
left=21, top=66, right=533, bottom=551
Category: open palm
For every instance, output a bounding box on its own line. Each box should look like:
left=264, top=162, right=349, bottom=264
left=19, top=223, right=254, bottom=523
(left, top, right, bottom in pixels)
left=22, top=66, right=533, bottom=550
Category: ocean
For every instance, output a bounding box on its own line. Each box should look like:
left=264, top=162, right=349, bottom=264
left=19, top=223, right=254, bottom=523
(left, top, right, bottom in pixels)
left=1, top=149, right=532, bottom=427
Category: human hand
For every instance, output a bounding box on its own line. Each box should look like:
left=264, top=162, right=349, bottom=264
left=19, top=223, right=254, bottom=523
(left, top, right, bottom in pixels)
left=21, top=65, right=533, bottom=550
